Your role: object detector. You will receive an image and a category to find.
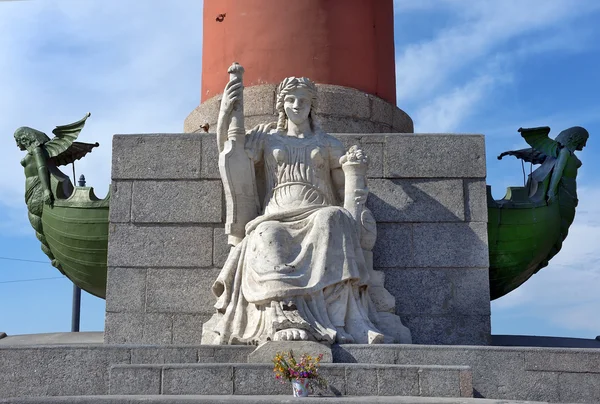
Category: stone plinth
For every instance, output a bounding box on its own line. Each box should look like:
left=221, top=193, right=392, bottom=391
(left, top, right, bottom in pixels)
left=3, top=343, right=600, bottom=402
left=105, top=133, right=489, bottom=345
left=184, top=84, right=414, bottom=134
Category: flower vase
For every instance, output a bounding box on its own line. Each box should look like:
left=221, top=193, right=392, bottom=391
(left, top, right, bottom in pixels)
left=292, top=378, right=309, bottom=397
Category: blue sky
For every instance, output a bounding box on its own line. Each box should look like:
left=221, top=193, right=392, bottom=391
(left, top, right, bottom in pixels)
left=1, top=0, right=599, bottom=340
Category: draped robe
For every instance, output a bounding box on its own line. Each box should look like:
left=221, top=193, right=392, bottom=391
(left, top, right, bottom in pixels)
left=202, top=130, right=384, bottom=345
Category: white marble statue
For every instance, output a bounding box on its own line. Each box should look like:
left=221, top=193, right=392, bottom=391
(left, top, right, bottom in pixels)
left=201, top=63, right=411, bottom=345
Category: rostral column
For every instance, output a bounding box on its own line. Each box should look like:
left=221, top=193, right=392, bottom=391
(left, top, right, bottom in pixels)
left=184, top=0, right=413, bottom=134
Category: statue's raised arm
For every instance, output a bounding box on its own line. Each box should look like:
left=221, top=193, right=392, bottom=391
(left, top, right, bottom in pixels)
left=216, top=63, right=261, bottom=245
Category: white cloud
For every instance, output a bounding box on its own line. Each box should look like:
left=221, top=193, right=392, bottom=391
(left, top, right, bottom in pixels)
left=0, top=0, right=204, bottom=209
left=413, top=74, right=495, bottom=132
left=395, top=0, right=600, bottom=131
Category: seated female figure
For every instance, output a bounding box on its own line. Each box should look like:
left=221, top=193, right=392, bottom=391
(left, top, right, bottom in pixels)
left=202, top=72, right=410, bottom=345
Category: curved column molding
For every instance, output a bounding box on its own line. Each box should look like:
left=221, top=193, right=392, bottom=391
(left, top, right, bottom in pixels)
left=184, top=84, right=413, bottom=134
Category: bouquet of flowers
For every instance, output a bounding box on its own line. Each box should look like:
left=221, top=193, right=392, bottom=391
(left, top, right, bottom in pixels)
left=273, top=350, right=327, bottom=396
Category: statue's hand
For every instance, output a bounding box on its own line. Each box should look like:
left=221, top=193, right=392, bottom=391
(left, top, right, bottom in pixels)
left=340, top=145, right=368, bottom=166
left=220, top=77, right=243, bottom=115
left=43, top=189, right=54, bottom=205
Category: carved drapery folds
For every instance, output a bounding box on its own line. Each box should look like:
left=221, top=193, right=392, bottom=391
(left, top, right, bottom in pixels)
left=202, top=63, right=411, bottom=345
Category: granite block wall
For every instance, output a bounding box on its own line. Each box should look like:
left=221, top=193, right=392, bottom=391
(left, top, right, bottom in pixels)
left=105, top=133, right=489, bottom=345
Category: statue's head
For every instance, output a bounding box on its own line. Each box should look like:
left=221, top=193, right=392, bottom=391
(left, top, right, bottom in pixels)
left=555, top=126, right=589, bottom=152
left=14, top=127, right=50, bottom=151
left=276, top=77, right=318, bottom=131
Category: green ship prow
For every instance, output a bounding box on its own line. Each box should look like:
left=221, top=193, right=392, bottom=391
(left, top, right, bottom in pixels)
left=15, top=113, right=110, bottom=299
left=487, top=185, right=562, bottom=300
left=487, top=125, right=589, bottom=300
left=42, top=183, right=109, bottom=299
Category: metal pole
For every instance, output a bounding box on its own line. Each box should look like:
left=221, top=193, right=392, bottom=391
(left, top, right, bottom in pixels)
left=71, top=284, right=81, bottom=332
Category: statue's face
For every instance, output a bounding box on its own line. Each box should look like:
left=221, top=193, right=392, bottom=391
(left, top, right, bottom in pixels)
left=284, top=88, right=312, bottom=126
left=14, top=133, right=26, bottom=150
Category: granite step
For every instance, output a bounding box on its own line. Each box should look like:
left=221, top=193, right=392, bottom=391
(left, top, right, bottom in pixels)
left=0, top=395, right=555, bottom=404
left=109, top=363, right=473, bottom=398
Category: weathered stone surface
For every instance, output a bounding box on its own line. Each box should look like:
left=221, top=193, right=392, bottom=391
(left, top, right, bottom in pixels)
left=316, top=85, right=370, bottom=119
left=459, top=369, right=473, bottom=398
left=332, top=134, right=365, bottom=153
left=316, top=366, right=346, bottom=396
left=384, top=135, right=486, bottom=178
left=384, top=269, right=490, bottom=316
left=361, top=142, right=384, bottom=178
left=413, top=223, right=488, bottom=268
left=418, top=367, right=464, bottom=398
left=200, top=135, right=221, bottom=179
left=525, top=350, right=600, bottom=373
left=401, top=315, right=491, bottom=345
left=146, top=268, right=220, bottom=314
left=104, top=312, right=143, bottom=344
left=464, top=180, right=488, bottom=222
left=559, top=372, right=600, bottom=403
left=105, top=267, right=146, bottom=313
left=247, top=341, right=333, bottom=364
left=0, top=346, right=130, bottom=398
left=108, top=181, right=132, bottom=223
left=243, top=84, right=277, bottom=116
left=332, top=345, right=398, bottom=365
left=130, top=347, right=197, bottom=364
left=112, top=135, right=202, bottom=180
left=393, top=107, right=414, bottom=133
left=109, top=365, right=160, bottom=395
left=108, top=225, right=213, bottom=268
left=5, top=345, right=600, bottom=402
left=162, top=365, right=234, bottom=395
left=377, top=366, right=419, bottom=396
left=142, top=313, right=173, bottom=345
left=346, top=365, right=378, bottom=395
left=131, top=181, right=222, bottom=223
left=368, top=179, right=464, bottom=222
left=373, top=224, right=413, bottom=268
left=391, top=347, right=555, bottom=401
left=233, top=365, right=288, bottom=395
left=318, top=116, right=379, bottom=134
left=213, top=227, right=231, bottom=268
left=370, top=95, right=394, bottom=126
left=172, top=314, right=206, bottom=345
left=211, top=346, right=255, bottom=363
left=186, top=83, right=414, bottom=134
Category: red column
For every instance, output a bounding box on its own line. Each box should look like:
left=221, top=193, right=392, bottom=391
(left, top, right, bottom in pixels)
left=201, top=0, right=396, bottom=104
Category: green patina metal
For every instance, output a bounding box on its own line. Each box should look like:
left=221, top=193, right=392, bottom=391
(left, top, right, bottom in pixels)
left=15, top=113, right=109, bottom=299
left=488, top=126, right=589, bottom=300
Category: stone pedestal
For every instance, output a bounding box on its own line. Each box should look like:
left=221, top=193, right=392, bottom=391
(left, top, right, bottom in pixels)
left=105, top=132, right=490, bottom=345
left=184, top=84, right=414, bottom=134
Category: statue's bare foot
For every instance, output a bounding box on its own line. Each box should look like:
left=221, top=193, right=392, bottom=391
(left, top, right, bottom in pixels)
left=368, top=330, right=385, bottom=344
left=335, top=327, right=355, bottom=344
left=273, top=328, right=309, bottom=341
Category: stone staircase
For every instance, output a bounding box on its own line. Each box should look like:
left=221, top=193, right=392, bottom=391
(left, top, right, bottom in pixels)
left=0, top=396, right=555, bottom=404
left=109, top=363, right=473, bottom=397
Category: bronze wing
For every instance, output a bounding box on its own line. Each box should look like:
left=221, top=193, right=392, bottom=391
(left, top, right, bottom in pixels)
left=497, top=147, right=547, bottom=165
left=43, top=112, right=97, bottom=167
